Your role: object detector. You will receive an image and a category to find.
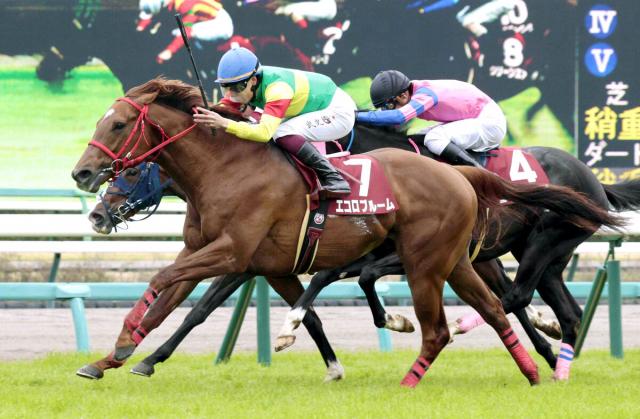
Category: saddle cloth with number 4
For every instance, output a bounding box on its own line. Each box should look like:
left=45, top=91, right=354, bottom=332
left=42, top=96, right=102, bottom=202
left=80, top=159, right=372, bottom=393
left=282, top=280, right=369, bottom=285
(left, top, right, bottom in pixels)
left=484, top=147, right=549, bottom=185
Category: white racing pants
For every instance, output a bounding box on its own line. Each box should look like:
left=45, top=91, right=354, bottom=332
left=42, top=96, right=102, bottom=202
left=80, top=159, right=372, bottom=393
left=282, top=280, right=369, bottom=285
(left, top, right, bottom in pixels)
left=422, top=100, right=506, bottom=155
left=274, top=88, right=356, bottom=142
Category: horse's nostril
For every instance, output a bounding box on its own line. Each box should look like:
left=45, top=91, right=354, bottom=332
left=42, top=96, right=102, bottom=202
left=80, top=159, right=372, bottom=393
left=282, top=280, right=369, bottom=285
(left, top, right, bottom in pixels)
left=89, top=211, right=105, bottom=226
left=72, top=169, right=94, bottom=184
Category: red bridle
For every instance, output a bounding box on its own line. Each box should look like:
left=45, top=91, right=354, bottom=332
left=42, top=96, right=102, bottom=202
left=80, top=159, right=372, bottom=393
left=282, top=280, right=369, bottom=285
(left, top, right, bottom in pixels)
left=88, top=97, right=197, bottom=175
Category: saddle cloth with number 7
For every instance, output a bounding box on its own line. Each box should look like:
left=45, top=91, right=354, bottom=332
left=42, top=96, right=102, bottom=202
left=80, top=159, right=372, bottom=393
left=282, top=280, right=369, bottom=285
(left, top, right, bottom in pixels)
left=326, top=152, right=399, bottom=216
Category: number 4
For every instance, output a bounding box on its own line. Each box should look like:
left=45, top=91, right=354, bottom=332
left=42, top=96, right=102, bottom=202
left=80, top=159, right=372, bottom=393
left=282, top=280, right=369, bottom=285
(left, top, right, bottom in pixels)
left=509, top=150, right=537, bottom=183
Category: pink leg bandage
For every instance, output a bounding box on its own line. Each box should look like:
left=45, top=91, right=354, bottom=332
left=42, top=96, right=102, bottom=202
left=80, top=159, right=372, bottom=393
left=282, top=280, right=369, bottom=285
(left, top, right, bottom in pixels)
left=501, top=327, right=539, bottom=385
left=553, top=343, right=574, bottom=381
left=400, top=356, right=431, bottom=388
left=124, top=287, right=158, bottom=331
left=131, top=326, right=149, bottom=346
left=456, top=311, right=486, bottom=333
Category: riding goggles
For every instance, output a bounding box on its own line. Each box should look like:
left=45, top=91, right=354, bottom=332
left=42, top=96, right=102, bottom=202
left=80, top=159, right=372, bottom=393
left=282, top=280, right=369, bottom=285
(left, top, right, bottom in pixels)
left=376, top=98, right=398, bottom=111
left=220, top=79, right=250, bottom=93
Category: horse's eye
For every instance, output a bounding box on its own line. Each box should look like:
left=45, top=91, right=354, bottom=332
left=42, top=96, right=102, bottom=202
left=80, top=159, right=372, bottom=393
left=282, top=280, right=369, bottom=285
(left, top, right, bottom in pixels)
left=113, top=121, right=126, bottom=130
left=126, top=168, right=139, bottom=177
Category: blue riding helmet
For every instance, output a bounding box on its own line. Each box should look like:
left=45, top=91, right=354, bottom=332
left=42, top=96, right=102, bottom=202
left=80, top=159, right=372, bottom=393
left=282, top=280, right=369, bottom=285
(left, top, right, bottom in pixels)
left=215, top=47, right=261, bottom=84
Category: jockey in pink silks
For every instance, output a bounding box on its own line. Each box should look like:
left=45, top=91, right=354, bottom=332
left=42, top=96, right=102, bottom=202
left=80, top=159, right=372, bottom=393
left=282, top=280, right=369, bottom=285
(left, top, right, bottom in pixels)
left=356, top=69, right=506, bottom=168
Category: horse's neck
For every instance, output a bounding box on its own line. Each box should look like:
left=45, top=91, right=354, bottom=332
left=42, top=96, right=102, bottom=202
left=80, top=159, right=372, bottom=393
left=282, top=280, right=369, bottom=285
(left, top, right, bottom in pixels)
left=149, top=104, right=293, bottom=209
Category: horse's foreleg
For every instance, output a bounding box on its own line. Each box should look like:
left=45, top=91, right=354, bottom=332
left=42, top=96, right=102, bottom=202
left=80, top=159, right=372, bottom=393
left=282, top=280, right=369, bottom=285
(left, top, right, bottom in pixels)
left=75, top=280, right=195, bottom=380
left=122, top=237, right=250, bottom=351
left=447, top=256, right=539, bottom=385
left=357, top=253, right=412, bottom=332
left=268, top=275, right=344, bottom=382
left=131, top=273, right=253, bottom=377
left=114, top=281, right=199, bottom=362
left=274, top=267, right=348, bottom=352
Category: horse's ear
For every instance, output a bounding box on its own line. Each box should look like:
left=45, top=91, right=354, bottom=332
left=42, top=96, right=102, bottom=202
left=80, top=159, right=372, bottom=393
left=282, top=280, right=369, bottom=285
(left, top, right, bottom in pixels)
left=136, top=91, right=159, bottom=105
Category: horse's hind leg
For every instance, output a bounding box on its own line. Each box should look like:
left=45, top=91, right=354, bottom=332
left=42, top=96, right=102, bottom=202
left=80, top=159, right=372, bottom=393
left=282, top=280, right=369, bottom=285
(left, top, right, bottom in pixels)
left=357, top=253, right=414, bottom=332
left=268, top=276, right=344, bottom=382
left=450, top=259, right=557, bottom=370
left=399, top=270, right=450, bottom=388
left=536, top=255, right=583, bottom=381
left=447, top=254, right=539, bottom=385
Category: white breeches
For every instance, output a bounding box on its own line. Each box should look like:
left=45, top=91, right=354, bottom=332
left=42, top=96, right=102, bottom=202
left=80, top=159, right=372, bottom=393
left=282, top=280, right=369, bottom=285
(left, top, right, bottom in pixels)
left=274, top=88, right=356, bottom=142
left=422, top=100, right=506, bottom=155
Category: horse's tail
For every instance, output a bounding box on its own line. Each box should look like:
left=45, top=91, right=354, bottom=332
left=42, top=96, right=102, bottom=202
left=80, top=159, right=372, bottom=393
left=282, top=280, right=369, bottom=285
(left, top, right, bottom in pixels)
left=602, top=179, right=640, bottom=211
left=455, top=167, right=625, bottom=231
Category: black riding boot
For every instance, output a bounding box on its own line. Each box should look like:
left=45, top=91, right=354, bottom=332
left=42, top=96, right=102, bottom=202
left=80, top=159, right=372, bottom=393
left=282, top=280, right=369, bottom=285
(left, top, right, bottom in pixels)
left=295, top=142, right=351, bottom=197
left=439, top=142, right=483, bottom=168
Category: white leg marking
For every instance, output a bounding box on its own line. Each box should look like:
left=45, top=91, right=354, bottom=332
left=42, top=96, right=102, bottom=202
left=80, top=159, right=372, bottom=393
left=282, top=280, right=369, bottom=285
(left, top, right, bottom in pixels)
left=324, top=360, right=345, bottom=382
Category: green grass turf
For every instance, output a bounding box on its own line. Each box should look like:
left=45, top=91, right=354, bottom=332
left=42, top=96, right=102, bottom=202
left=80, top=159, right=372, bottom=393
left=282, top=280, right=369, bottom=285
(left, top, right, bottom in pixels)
left=1, top=66, right=573, bottom=189
left=0, top=67, right=124, bottom=190
left=0, top=349, right=637, bottom=418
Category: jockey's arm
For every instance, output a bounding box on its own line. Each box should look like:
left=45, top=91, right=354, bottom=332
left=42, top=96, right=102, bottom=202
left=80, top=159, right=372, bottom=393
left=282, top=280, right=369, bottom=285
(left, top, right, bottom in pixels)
left=356, top=86, right=438, bottom=126
left=225, top=82, right=293, bottom=143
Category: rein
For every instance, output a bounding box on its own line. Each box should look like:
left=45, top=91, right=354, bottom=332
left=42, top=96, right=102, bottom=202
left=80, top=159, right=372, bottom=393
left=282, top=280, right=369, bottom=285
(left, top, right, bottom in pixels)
left=88, top=97, right=198, bottom=175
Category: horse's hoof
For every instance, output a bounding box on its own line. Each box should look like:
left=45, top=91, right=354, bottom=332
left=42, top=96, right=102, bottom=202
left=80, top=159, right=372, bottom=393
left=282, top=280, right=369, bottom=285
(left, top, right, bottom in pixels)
left=323, top=360, right=345, bottom=382
left=114, top=345, right=136, bottom=361
left=76, top=364, right=104, bottom=380
left=274, top=335, right=296, bottom=352
left=130, top=361, right=155, bottom=377
left=538, top=321, right=562, bottom=341
left=384, top=313, right=415, bottom=333
left=552, top=368, right=570, bottom=382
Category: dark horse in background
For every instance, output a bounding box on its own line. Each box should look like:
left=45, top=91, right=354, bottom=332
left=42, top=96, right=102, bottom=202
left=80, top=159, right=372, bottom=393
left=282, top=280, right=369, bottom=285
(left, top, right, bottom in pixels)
left=1, top=0, right=576, bottom=134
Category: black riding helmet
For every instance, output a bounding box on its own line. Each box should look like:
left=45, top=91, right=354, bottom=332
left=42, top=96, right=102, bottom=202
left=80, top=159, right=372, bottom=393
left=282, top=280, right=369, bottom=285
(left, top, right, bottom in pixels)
left=370, top=70, right=412, bottom=109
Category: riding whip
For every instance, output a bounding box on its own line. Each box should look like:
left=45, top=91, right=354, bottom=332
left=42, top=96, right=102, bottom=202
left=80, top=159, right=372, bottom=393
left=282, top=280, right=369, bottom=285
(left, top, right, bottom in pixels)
left=175, top=14, right=210, bottom=109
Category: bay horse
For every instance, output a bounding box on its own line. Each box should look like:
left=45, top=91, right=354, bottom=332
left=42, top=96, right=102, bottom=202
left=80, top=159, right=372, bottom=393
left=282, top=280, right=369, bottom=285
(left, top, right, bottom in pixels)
left=71, top=78, right=618, bottom=387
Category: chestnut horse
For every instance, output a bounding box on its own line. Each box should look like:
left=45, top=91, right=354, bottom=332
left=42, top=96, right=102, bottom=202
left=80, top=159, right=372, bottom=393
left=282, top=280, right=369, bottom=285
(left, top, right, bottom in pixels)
left=71, top=78, right=615, bottom=387
left=90, top=162, right=564, bottom=378
left=89, top=163, right=351, bottom=382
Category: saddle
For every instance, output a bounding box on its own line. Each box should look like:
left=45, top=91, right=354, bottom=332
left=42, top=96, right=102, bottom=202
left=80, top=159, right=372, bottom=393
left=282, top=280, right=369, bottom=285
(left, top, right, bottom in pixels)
left=404, top=135, right=549, bottom=185
left=282, top=148, right=400, bottom=274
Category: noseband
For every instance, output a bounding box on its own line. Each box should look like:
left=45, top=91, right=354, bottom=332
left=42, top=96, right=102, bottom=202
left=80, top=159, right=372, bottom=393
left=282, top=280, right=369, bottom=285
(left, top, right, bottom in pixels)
left=99, top=162, right=173, bottom=231
left=89, top=97, right=197, bottom=175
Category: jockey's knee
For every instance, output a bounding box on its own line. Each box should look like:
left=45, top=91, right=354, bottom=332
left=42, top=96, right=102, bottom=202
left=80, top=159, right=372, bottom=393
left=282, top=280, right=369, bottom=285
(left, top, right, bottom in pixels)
left=423, top=126, right=451, bottom=155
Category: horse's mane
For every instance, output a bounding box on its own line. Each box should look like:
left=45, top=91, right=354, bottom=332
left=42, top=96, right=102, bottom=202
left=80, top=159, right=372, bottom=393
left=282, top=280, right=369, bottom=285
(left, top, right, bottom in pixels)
left=125, top=77, right=247, bottom=121
left=125, top=77, right=207, bottom=114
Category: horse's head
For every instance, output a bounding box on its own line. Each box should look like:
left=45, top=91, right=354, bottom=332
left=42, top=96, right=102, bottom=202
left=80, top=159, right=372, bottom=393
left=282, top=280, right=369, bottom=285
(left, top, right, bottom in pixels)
left=89, top=162, right=177, bottom=234
left=72, top=77, right=204, bottom=192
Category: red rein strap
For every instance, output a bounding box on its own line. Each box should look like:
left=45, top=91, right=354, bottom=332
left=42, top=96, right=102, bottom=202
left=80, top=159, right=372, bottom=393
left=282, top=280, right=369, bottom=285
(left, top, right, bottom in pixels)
left=88, top=97, right=197, bottom=174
